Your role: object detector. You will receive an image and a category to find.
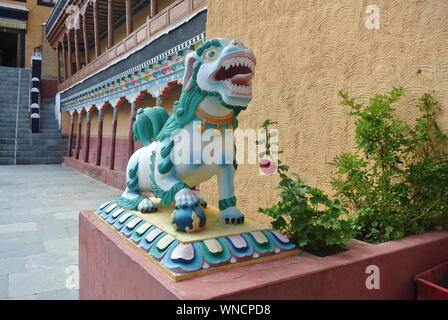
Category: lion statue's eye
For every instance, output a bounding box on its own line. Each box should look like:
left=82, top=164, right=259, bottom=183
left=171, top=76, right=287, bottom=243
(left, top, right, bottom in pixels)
left=204, top=47, right=219, bottom=61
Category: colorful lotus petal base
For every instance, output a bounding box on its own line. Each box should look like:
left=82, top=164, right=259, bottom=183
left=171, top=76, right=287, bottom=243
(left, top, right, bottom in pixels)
left=95, top=201, right=300, bottom=281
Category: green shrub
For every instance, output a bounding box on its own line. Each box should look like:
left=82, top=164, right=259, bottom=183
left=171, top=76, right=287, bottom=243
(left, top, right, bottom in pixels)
left=331, top=88, right=448, bottom=243
left=258, top=121, right=354, bottom=254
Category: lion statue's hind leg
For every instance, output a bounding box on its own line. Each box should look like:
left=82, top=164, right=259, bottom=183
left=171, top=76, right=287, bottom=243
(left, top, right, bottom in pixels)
left=114, top=150, right=158, bottom=213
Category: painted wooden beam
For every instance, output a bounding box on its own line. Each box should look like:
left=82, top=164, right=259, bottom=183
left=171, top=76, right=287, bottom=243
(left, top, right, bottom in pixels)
left=150, top=0, right=158, bottom=18
left=93, top=0, right=101, bottom=58
left=126, top=0, right=133, bottom=35
left=107, top=0, right=114, bottom=49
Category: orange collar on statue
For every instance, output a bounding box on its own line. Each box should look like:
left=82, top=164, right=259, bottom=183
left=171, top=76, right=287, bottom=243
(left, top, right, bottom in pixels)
left=195, top=107, right=234, bottom=126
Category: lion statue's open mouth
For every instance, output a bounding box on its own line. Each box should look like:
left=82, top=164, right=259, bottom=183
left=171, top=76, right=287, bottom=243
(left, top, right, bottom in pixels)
left=211, top=52, right=256, bottom=98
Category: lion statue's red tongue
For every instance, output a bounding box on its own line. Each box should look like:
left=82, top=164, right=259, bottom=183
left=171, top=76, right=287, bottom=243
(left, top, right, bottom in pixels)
left=231, top=73, right=253, bottom=86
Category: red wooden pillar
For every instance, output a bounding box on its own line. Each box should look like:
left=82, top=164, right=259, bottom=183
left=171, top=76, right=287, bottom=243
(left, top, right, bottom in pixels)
left=67, top=113, right=74, bottom=157
left=128, top=103, right=137, bottom=159
left=109, top=107, right=118, bottom=170
left=75, top=112, right=83, bottom=160
left=95, top=109, right=103, bottom=166
left=83, top=111, right=91, bottom=163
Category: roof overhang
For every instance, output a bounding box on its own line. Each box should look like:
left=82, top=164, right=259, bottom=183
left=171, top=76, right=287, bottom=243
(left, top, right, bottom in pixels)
left=0, top=2, right=28, bottom=30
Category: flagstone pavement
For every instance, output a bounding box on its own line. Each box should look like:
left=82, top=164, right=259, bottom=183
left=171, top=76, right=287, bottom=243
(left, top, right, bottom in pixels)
left=0, top=165, right=121, bottom=300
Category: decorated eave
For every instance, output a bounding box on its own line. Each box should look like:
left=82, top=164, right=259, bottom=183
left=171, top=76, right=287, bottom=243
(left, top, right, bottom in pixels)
left=45, top=0, right=69, bottom=37
left=62, top=33, right=205, bottom=112
left=0, top=3, right=28, bottom=30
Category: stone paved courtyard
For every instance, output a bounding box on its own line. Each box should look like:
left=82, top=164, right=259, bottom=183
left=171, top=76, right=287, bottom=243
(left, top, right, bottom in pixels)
left=0, top=165, right=121, bottom=300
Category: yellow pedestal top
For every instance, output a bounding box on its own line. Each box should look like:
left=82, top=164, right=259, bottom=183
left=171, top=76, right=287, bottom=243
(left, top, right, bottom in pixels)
left=130, top=198, right=270, bottom=244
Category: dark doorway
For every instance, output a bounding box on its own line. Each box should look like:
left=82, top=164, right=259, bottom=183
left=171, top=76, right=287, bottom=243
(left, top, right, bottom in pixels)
left=0, top=31, right=18, bottom=67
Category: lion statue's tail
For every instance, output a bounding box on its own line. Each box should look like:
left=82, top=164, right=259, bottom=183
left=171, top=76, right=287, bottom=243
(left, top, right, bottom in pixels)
left=133, top=107, right=170, bottom=145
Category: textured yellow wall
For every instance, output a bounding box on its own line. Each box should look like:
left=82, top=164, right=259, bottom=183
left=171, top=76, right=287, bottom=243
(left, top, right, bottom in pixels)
left=41, top=24, right=58, bottom=79
left=1, top=0, right=53, bottom=68
left=204, top=0, right=448, bottom=224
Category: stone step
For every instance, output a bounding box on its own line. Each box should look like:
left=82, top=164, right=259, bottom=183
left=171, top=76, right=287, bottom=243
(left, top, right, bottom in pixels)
left=0, top=106, right=38, bottom=110
left=0, top=138, right=68, bottom=146
left=0, top=144, right=67, bottom=152
left=0, top=127, right=61, bottom=136
left=16, top=138, right=68, bottom=145
left=0, top=138, right=14, bottom=145
left=0, top=132, right=63, bottom=139
left=37, top=125, right=60, bottom=131
left=15, top=157, right=63, bottom=165
left=16, top=144, right=67, bottom=152
left=0, top=127, right=18, bottom=132
left=0, top=158, right=14, bottom=165
left=17, top=132, right=62, bottom=139
left=0, top=71, right=31, bottom=77
left=0, top=103, right=33, bottom=108
left=0, top=144, right=14, bottom=151
left=36, top=125, right=60, bottom=131
left=0, top=105, right=30, bottom=110
left=0, top=151, right=14, bottom=157
left=0, top=101, right=30, bottom=106
left=0, top=112, right=55, bottom=119
left=0, top=119, right=29, bottom=126
left=39, top=128, right=61, bottom=133
left=2, top=77, right=30, bottom=82
left=0, top=76, right=31, bottom=81
left=0, top=132, right=21, bottom=139
left=0, top=81, right=30, bottom=86
left=0, top=122, right=26, bottom=128
left=0, top=90, right=30, bottom=95
left=16, top=150, right=66, bottom=158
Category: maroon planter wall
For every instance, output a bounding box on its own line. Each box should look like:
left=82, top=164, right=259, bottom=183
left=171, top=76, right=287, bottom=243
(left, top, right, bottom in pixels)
left=79, top=210, right=448, bottom=300
left=64, top=157, right=126, bottom=190
left=64, top=136, right=146, bottom=190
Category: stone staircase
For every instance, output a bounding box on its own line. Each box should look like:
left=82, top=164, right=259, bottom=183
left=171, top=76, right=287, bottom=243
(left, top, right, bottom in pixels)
left=0, top=67, right=67, bottom=165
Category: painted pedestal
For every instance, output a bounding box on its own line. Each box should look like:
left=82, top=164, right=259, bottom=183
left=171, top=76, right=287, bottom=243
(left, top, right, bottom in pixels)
left=91, top=200, right=299, bottom=281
